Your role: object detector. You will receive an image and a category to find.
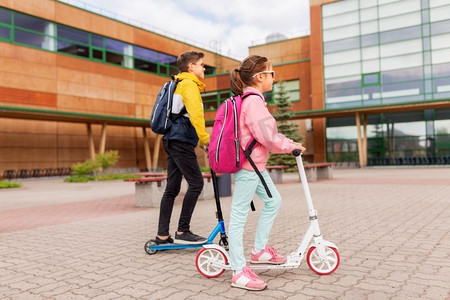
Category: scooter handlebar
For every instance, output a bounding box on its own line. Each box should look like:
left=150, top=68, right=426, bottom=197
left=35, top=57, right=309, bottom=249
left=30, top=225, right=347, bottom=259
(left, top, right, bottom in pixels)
left=292, top=149, right=301, bottom=157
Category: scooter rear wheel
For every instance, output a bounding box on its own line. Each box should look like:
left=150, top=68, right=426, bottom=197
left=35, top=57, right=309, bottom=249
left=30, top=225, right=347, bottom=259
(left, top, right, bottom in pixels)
left=307, top=246, right=339, bottom=275
left=144, top=240, right=158, bottom=255
left=196, top=248, right=227, bottom=278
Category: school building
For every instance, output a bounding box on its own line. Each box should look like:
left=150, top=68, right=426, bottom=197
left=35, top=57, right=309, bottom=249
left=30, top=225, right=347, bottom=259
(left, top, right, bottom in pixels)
left=1, top=0, right=449, bottom=178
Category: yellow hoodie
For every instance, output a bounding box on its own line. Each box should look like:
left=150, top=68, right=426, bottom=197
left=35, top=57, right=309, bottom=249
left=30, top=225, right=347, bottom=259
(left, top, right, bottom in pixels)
left=171, top=72, right=210, bottom=146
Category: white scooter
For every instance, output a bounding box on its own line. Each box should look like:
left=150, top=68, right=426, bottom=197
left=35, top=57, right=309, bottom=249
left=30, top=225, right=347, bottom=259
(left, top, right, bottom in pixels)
left=195, top=150, right=340, bottom=278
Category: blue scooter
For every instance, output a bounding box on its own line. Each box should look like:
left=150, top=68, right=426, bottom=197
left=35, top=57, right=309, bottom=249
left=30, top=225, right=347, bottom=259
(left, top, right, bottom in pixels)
left=144, top=170, right=229, bottom=255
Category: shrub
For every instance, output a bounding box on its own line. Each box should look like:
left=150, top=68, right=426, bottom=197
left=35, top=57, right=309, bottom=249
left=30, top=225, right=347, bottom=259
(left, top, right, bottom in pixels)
left=0, top=181, right=21, bottom=189
left=95, top=150, right=119, bottom=169
left=70, top=150, right=120, bottom=176
left=71, top=160, right=100, bottom=176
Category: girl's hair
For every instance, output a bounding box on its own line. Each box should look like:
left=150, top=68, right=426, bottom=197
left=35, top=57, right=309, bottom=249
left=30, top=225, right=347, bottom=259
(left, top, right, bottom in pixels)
left=230, top=55, right=271, bottom=95
left=177, top=51, right=204, bottom=72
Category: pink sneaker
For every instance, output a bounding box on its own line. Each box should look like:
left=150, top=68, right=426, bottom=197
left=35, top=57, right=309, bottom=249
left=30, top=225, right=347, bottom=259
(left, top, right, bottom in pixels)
left=251, top=245, right=286, bottom=264
left=231, top=266, right=267, bottom=291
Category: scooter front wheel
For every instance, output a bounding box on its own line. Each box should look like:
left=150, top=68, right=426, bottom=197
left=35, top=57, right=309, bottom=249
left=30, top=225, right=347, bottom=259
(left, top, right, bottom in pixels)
left=144, top=240, right=158, bottom=255
left=307, top=246, right=340, bottom=275
left=196, top=248, right=227, bottom=278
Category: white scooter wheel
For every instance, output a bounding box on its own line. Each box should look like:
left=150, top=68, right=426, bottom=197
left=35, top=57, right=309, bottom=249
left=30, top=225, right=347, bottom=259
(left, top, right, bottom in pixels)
left=306, top=246, right=340, bottom=275
left=196, top=248, right=227, bottom=278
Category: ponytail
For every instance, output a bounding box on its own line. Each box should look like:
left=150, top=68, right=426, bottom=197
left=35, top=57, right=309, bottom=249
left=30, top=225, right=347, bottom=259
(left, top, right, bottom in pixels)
left=230, top=68, right=244, bottom=95
left=230, top=55, right=270, bottom=95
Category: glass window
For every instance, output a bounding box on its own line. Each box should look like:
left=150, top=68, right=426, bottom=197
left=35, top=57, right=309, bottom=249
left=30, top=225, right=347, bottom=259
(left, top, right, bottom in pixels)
left=432, top=62, right=450, bottom=77
left=362, top=46, right=379, bottom=60
left=158, top=53, right=177, bottom=64
left=0, top=7, right=11, bottom=24
left=323, top=36, right=360, bottom=54
left=435, top=119, right=450, bottom=134
left=325, top=62, right=361, bottom=78
left=379, top=12, right=422, bottom=32
left=382, top=81, right=422, bottom=99
left=381, top=53, right=423, bottom=71
left=322, top=0, right=358, bottom=17
left=134, top=58, right=157, bottom=73
left=133, top=45, right=158, bottom=61
left=431, top=33, right=450, bottom=50
left=361, top=20, right=378, bottom=35
left=360, top=0, right=377, bottom=9
left=362, top=59, right=380, bottom=73
left=201, top=91, right=220, bottom=111
left=380, top=25, right=421, bottom=44
left=326, top=87, right=362, bottom=104
left=380, top=39, right=422, bottom=58
left=324, top=49, right=360, bottom=66
left=323, top=24, right=359, bottom=42
left=431, top=19, right=450, bottom=35
left=363, top=73, right=380, bottom=85
left=360, top=7, right=378, bottom=21
left=326, top=76, right=361, bottom=90
left=382, top=67, right=423, bottom=84
left=379, top=0, right=421, bottom=18
left=361, top=33, right=379, bottom=47
left=363, top=85, right=381, bottom=101
left=105, top=38, right=127, bottom=53
left=391, top=121, right=426, bottom=136
left=91, top=34, right=103, bottom=47
left=430, top=3, right=450, bottom=22
left=0, top=26, right=10, bottom=40
left=273, top=80, right=300, bottom=102
left=432, top=48, right=450, bottom=64
left=14, top=28, right=46, bottom=48
left=57, top=24, right=89, bottom=44
left=323, top=11, right=359, bottom=30
left=14, top=12, right=48, bottom=33
left=434, top=77, right=450, bottom=93
left=327, top=126, right=358, bottom=139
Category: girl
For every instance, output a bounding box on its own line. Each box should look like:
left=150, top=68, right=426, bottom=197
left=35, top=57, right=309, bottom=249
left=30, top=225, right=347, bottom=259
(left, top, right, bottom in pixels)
left=228, top=55, right=305, bottom=291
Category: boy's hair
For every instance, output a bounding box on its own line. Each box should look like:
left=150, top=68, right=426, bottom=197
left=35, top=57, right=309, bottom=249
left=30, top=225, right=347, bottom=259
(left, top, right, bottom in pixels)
left=177, top=51, right=205, bottom=72
left=230, top=55, right=271, bottom=95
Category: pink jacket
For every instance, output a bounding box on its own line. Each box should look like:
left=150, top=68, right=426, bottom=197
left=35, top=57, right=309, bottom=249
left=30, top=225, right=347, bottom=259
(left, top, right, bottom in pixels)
left=240, top=87, right=297, bottom=172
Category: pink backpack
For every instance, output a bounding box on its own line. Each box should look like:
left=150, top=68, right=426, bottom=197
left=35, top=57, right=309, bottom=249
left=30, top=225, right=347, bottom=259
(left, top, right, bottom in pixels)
left=209, top=92, right=272, bottom=199
left=209, top=92, right=259, bottom=173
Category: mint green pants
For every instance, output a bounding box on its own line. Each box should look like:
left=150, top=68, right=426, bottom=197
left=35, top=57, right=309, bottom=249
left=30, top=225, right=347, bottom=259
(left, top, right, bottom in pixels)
left=228, top=169, right=282, bottom=271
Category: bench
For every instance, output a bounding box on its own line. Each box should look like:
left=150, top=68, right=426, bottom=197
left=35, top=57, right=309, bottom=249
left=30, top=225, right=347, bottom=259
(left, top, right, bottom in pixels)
left=124, top=176, right=167, bottom=208
left=266, top=165, right=289, bottom=184
left=124, top=172, right=218, bottom=208
left=303, top=162, right=335, bottom=182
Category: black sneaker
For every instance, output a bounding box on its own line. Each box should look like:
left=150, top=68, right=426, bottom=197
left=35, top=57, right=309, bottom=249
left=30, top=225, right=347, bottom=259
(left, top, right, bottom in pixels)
left=174, top=231, right=207, bottom=244
left=154, top=236, right=174, bottom=245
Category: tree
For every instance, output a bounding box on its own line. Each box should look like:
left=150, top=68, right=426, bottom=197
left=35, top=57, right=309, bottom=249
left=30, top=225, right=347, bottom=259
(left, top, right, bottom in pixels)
left=267, top=81, right=303, bottom=170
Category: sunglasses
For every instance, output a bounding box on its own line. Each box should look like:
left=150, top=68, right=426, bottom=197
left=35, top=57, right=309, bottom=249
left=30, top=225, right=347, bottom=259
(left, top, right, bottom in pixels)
left=252, top=70, right=275, bottom=78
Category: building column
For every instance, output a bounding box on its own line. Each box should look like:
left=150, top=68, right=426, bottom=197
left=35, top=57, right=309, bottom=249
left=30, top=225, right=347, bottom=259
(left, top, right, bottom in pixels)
left=98, top=123, right=107, bottom=154
left=142, top=127, right=152, bottom=171
left=152, top=134, right=162, bottom=170
left=355, top=113, right=368, bottom=167
left=87, top=123, right=96, bottom=160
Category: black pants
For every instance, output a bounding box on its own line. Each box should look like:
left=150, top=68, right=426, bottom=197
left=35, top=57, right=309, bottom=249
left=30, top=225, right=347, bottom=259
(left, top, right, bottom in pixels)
left=157, top=140, right=204, bottom=236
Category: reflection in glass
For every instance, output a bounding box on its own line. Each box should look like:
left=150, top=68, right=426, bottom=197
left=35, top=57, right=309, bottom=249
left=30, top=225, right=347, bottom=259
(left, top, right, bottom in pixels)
left=14, top=13, right=48, bottom=33
left=14, top=29, right=45, bottom=48
left=0, top=7, right=11, bottom=24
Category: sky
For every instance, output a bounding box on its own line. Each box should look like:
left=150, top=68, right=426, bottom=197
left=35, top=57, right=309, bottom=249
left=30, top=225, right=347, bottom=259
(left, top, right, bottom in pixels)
left=63, top=0, right=311, bottom=60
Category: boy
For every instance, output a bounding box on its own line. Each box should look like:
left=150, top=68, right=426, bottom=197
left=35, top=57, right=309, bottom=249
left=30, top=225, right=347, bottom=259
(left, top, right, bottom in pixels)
left=155, top=51, right=210, bottom=244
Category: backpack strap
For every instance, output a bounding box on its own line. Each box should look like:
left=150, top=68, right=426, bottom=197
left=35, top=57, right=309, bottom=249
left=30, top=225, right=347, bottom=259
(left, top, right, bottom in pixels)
left=244, top=139, right=273, bottom=199
left=169, top=77, right=187, bottom=122
left=170, top=107, right=187, bottom=121
left=240, top=92, right=273, bottom=211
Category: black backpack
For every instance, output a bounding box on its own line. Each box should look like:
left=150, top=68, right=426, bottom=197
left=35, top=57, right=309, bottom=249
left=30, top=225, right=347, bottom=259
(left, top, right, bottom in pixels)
left=150, top=79, right=186, bottom=134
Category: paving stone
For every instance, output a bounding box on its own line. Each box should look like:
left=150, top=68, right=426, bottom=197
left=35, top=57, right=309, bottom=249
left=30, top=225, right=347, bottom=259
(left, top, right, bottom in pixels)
left=1, top=168, right=449, bottom=299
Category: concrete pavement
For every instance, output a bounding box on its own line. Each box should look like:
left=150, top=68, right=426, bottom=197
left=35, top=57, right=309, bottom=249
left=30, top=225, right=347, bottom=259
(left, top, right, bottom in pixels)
left=1, top=167, right=449, bottom=299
